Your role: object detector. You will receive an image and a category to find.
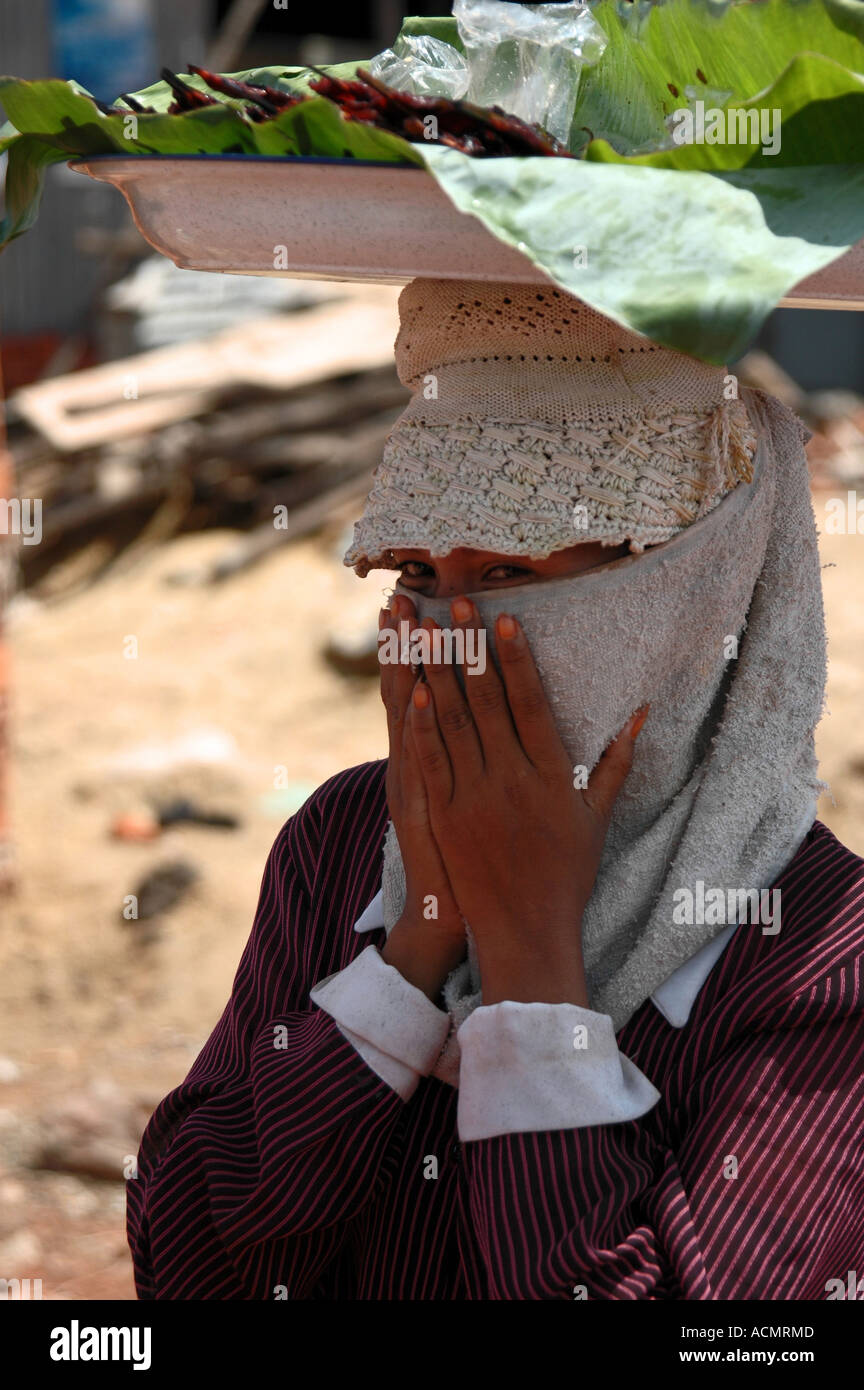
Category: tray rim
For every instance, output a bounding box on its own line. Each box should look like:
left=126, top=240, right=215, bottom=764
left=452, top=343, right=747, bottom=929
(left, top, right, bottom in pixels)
left=68, top=152, right=426, bottom=169
left=67, top=154, right=864, bottom=311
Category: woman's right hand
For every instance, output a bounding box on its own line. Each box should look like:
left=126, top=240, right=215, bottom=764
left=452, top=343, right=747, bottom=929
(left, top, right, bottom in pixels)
left=378, top=593, right=467, bottom=1002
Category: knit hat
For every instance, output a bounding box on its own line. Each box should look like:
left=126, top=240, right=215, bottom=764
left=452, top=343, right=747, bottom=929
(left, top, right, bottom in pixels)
left=344, top=278, right=759, bottom=575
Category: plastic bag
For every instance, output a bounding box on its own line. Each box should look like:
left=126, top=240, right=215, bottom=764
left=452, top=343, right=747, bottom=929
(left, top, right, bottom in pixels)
left=366, top=34, right=470, bottom=100
left=454, top=0, right=607, bottom=144
left=366, top=0, right=607, bottom=147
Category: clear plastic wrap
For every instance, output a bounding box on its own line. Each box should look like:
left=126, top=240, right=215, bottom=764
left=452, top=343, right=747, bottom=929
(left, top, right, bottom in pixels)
left=366, top=34, right=470, bottom=100
left=366, top=0, right=607, bottom=146
left=454, top=0, right=606, bottom=144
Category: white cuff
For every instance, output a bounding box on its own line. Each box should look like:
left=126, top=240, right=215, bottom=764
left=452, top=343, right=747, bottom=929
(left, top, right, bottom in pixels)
left=310, top=944, right=451, bottom=1101
left=326, top=1022, right=421, bottom=1100
left=456, top=1001, right=662, bottom=1141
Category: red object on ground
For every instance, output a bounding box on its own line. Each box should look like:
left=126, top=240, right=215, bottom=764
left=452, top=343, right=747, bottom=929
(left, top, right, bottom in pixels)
left=110, top=811, right=162, bottom=842
left=0, top=334, right=97, bottom=393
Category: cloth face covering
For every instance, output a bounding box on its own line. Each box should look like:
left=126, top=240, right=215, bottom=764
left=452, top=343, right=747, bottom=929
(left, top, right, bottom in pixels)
left=379, top=388, right=826, bottom=1087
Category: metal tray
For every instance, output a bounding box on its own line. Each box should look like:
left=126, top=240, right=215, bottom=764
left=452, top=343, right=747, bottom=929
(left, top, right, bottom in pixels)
left=70, top=153, right=864, bottom=308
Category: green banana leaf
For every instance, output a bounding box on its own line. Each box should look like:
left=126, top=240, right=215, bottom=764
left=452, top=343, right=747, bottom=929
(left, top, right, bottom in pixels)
left=0, top=75, right=423, bottom=250
left=401, top=0, right=864, bottom=155
left=576, top=0, right=864, bottom=155
left=583, top=54, right=864, bottom=170
left=1, top=0, right=863, bottom=363
left=419, top=147, right=864, bottom=362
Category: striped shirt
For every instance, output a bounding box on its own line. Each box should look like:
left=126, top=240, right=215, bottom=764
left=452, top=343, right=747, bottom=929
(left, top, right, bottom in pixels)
left=127, top=759, right=864, bottom=1299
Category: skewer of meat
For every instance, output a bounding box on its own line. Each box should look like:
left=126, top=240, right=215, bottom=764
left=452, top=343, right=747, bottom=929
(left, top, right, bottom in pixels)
left=187, top=65, right=308, bottom=115
left=99, top=61, right=572, bottom=158
left=161, top=68, right=222, bottom=113
left=309, top=67, right=571, bottom=157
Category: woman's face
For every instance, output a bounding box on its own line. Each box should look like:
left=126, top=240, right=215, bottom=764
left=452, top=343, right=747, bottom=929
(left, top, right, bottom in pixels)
left=388, top=541, right=631, bottom=599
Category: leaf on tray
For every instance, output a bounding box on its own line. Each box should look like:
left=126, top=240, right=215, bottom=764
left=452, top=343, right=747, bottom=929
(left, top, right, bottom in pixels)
left=418, top=145, right=864, bottom=363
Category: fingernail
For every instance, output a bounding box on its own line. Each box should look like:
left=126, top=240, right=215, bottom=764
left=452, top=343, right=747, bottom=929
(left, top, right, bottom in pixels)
left=629, top=704, right=651, bottom=738
left=451, top=596, right=472, bottom=622
left=496, top=613, right=517, bottom=640
left=413, top=683, right=431, bottom=708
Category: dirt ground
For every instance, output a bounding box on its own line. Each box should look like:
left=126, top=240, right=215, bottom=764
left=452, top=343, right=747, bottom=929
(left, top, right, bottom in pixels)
left=0, top=480, right=862, bottom=1300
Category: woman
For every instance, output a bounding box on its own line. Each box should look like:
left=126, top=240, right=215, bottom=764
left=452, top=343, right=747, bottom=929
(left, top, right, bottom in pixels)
left=127, top=280, right=864, bottom=1300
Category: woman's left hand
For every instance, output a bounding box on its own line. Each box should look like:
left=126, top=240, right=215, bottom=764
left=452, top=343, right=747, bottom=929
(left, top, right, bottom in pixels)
left=407, top=596, right=648, bottom=1008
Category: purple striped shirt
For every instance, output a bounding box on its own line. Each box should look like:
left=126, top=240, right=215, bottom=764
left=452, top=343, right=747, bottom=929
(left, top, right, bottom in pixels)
left=127, top=759, right=864, bottom=1299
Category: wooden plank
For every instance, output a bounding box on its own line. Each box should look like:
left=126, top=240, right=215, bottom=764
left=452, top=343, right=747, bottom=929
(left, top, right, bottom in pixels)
left=180, top=414, right=394, bottom=583
left=208, top=472, right=375, bottom=583
left=11, top=287, right=400, bottom=451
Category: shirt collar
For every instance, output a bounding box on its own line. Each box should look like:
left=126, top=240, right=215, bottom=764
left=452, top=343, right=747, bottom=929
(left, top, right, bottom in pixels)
left=353, top=888, right=736, bottom=1030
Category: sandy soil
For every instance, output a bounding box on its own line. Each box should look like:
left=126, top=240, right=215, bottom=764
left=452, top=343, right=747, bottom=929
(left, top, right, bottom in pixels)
left=0, top=481, right=862, bottom=1300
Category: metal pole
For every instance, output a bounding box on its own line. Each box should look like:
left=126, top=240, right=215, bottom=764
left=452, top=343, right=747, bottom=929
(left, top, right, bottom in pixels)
left=373, top=0, right=405, bottom=49
left=206, top=0, right=272, bottom=72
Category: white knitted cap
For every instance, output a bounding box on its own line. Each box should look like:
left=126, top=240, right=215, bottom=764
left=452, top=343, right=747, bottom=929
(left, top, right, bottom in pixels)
left=344, top=278, right=758, bottom=575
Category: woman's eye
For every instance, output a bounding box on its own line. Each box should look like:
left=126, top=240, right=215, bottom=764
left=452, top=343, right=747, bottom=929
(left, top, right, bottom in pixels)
left=394, top=560, right=434, bottom=578
left=484, top=565, right=530, bottom=581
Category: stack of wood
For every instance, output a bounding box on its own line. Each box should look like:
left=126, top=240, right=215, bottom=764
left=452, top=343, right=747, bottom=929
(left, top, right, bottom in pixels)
left=5, top=284, right=405, bottom=591
left=8, top=318, right=864, bottom=597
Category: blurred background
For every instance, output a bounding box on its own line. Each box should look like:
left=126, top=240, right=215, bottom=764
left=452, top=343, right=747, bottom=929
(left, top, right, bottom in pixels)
left=1, top=0, right=863, bottom=1300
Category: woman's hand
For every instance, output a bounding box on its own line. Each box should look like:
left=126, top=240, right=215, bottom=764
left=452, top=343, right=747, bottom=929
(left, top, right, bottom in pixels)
left=378, top=593, right=467, bottom=1003
left=406, top=597, right=648, bottom=1008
